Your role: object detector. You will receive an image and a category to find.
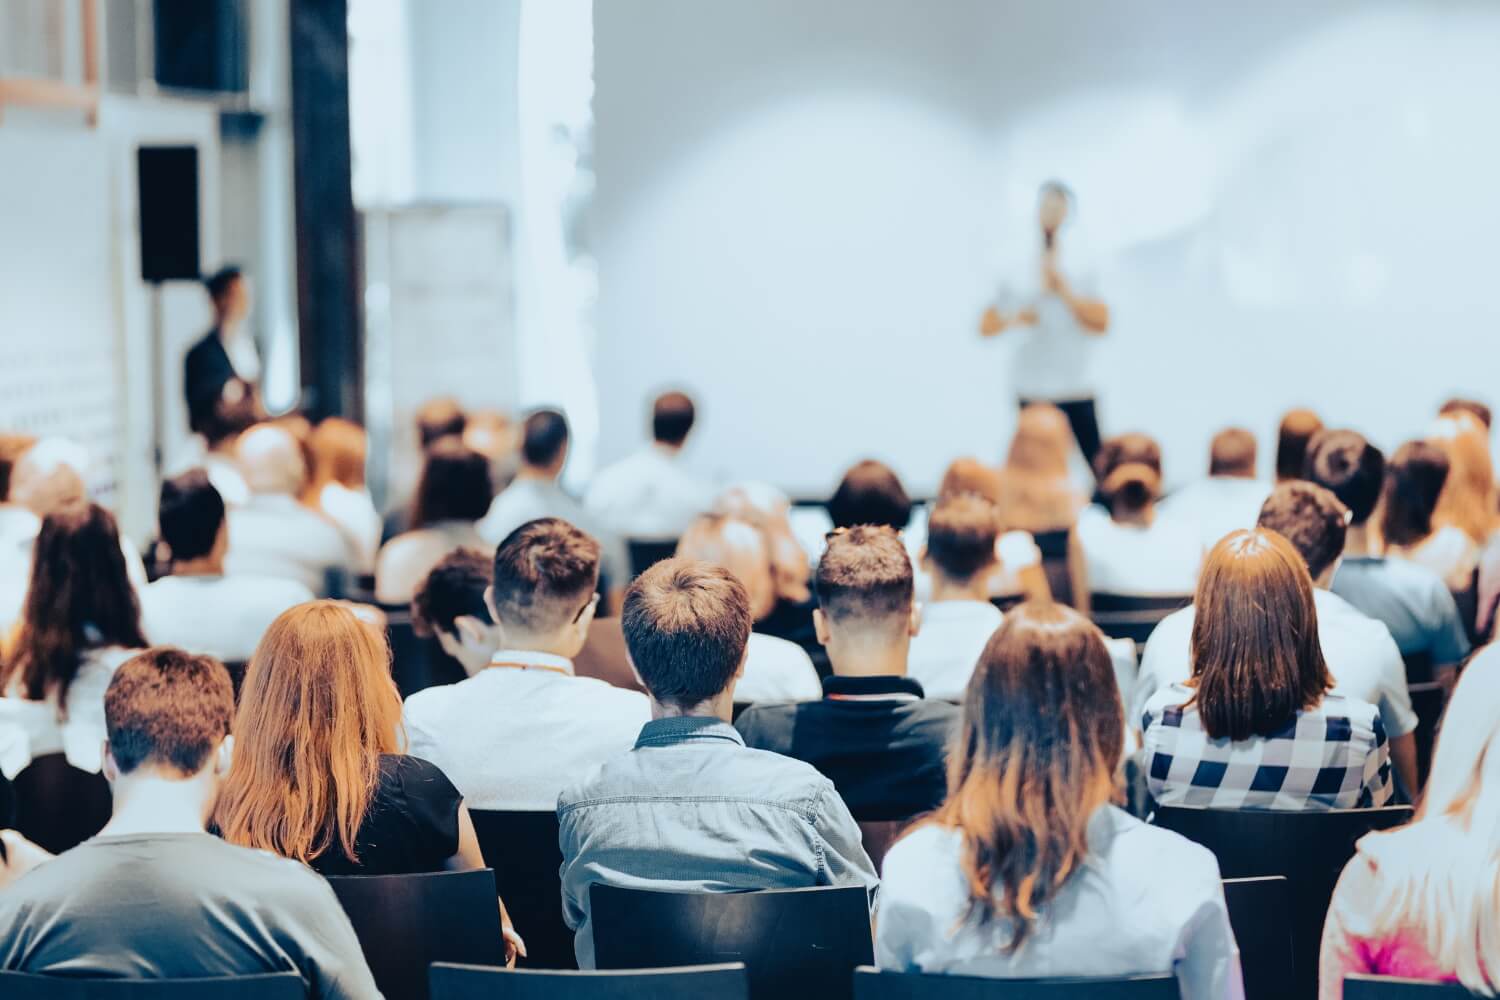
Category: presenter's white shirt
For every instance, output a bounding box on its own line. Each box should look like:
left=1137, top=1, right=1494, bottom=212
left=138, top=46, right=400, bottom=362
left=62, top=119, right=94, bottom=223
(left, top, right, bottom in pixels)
left=141, top=574, right=313, bottom=663
left=737, top=633, right=822, bottom=704
left=1159, top=477, right=1274, bottom=552
left=584, top=445, right=716, bottom=541
left=1076, top=505, right=1203, bottom=597
left=907, top=600, right=1003, bottom=701
left=0, top=646, right=139, bottom=778
left=1003, top=248, right=1103, bottom=401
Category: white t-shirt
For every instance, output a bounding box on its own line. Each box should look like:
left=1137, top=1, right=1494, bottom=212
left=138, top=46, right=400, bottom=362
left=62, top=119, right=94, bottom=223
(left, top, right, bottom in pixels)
left=316, top=483, right=382, bottom=575
left=584, top=445, right=716, bottom=541
left=140, top=574, right=313, bottom=663
left=479, top=479, right=629, bottom=591
left=1131, top=588, right=1417, bottom=739
left=225, top=494, right=351, bottom=594
left=1075, top=505, right=1203, bottom=596
left=1159, top=477, right=1273, bottom=553
left=375, top=521, right=487, bottom=605
left=0, top=646, right=139, bottom=778
left=736, top=633, right=822, bottom=704
left=1388, top=526, right=1480, bottom=591
left=907, top=600, right=1003, bottom=701
left=1002, top=247, right=1104, bottom=401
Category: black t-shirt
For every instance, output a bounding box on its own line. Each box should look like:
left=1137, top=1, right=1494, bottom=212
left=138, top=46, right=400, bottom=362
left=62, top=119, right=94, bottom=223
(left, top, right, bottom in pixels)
left=310, top=754, right=463, bottom=877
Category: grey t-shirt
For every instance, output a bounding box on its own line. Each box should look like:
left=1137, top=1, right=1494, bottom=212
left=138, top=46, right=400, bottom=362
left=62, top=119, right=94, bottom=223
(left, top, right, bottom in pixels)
left=0, top=832, right=382, bottom=999
left=1331, top=556, right=1471, bottom=664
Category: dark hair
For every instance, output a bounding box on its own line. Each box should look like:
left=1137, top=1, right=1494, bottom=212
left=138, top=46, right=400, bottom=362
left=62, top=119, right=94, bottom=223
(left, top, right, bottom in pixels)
left=411, top=439, right=493, bottom=528
left=828, top=460, right=911, bottom=531
left=652, top=391, right=696, bottom=447
left=0, top=434, right=36, bottom=502
left=203, top=265, right=243, bottom=302
left=105, top=648, right=233, bottom=775
left=491, top=518, right=600, bottom=632
left=926, top=494, right=1000, bottom=582
left=1304, top=430, right=1384, bottom=526
left=0, top=503, right=147, bottom=708
left=815, top=525, right=913, bottom=625
left=1209, top=428, right=1257, bottom=478
left=158, top=470, right=226, bottom=563
left=416, top=397, right=467, bottom=449
left=1189, top=530, right=1333, bottom=740
left=1256, top=481, right=1348, bottom=580
left=1275, top=409, right=1323, bottom=481
left=622, top=558, right=752, bottom=709
left=1094, top=433, right=1162, bottom=517
left=1038, top=179, right=1075, bottom=205
left=411, top=548, right=493, bottom=639
left=198, top=397, right=260, bottom=449
left=522, top=409, right=570, bottom=468
left=1379, top=441, right=1450, bottom=548
left=1440, top=397, right=1492, bottom=430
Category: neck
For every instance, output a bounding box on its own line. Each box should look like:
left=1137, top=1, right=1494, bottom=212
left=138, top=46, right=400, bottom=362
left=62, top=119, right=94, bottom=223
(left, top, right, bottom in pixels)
left=652, top=441, right=682, bottom=456
left=652, top=689, right=734, bottom=723
left=517, top=465, right=557, bottom=484
left=1345, top=524, right=1374, bottom=557
left=172, top=554, right=224, bottom=577
left=929, top=572, right=991, bottom=604
left=492, top=632, right=577, bottom=662
left=102, top=773, right=212, bottom=837
left=1113, top=504, right=1155, bottom=528
left=828, top=631, right=910, bottom=678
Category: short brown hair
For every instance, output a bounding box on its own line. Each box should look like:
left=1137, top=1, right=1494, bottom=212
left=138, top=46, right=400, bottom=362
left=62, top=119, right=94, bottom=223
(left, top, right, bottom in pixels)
left=1094, top=433, right=1162, bottom=515
left=1209, top=428, right=1257, bottom=478
left=105, top=648, right=233, bottom=776
left=1275, top=408, right=1323, bottom=481
left=1440, top=397, right=1492, bottom=430
left=926, top=494, right=1000, bottom=582
left=622, top=558, right=751, bottom=708
left=815, top=525, right=913, bottom=625
left=652, top=391, right=696, bottom=446
left=491, top=518, right=600, bottom=633
left=416, top=397, right=467, bottom=449
left=412, top=548, right=493, bottom=638
left=1256, top=481, right=1347, bottom=580
left=1189, top=529, right=1332, bottom=740
left=828, top=460, right=911, bottom=531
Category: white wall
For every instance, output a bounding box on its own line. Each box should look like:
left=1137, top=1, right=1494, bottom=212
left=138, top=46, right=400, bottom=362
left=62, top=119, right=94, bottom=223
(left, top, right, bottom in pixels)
left=592, top=0, right=1500, bottom=496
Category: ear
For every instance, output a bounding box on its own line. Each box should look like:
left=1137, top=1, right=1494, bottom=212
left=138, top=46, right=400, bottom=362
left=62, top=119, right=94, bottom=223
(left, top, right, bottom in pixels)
left=453, top=614, right=488, bottom=648
left=812, top=608, right=832, bottom=647
left=435, top=628, right=468, bottom=662
left=576, top=595, right=598, bottom=638
left=908, top=602, right=922, bottom=638
left=215, top=736, right=233, bottom=776
left=625, top=650, right=647, bottom=690
left=483, top=586, right=500, bottom=624
left=101, top=741, right=118, bottom=784
left=918, top=545, right=932, bottom=572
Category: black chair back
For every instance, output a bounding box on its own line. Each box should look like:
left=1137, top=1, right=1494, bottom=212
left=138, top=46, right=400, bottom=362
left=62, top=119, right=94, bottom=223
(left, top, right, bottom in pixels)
left=326, top=868, right=506, bottom=1000
left=386, top=610, right=467, bottom=699
left=626, top=538, right=679, bottom=579
left=468, top=810, right=575, bottom=970
left=851, top=967, right=1179, bottom=998
left=1402, top=651, right=1435, bottom=685
left=1452, top=571, right=1481, bottom=645
left=1344, top=975, right=1478, bottom=998
left=0, top=972, right=306, bottom=998
left=591, top=884, right=873, bottom=1000
left=1153, top=805, right=1413, bottom=1000
left=430, top=961, right=749, bottom=1000
left=857, top=819, right=905, bottom=875
left=1089, top=593, right=1191, bottom=645
left=1407, top=681, right=1448, bottom=788
left=1032, top=528, right=1076, bottom=608
left=11, top=754, right=111, bottom=854
left=1222, top=877, right=1294, bottom=1000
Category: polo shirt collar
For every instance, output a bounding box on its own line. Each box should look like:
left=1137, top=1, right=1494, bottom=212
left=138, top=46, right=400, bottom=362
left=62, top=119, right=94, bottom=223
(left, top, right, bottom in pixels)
left=822, top=674, right=926, bottom=701
left=635, top=716, right=744, bottom=749
left=486, top=648, right=575, bottom=676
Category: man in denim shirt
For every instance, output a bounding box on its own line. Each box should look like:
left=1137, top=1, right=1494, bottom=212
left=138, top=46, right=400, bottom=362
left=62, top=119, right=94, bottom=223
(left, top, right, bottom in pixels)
left=557, top=558, right=879, bottom=967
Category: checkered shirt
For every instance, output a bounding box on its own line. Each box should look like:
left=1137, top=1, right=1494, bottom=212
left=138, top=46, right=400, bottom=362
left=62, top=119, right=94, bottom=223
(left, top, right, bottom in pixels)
left=1140, top=683, right=1393, bottom=811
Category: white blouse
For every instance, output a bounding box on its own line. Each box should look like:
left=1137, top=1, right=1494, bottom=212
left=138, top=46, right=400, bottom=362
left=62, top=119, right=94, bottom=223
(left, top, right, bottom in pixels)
left=0, top=646, right=140, bottom=778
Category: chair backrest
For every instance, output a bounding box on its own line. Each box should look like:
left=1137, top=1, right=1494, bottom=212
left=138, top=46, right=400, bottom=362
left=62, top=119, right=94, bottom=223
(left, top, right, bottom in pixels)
left=1343, top=975, right=1478, bottom=998
left=591, top=884, right=873, bottom=1000
left=857, top=820, right=906, bottom=875
left=1221, top=876, right=1294, bottom=1000
left=626, top=538, right=679, bottom=580
left=326, top=868, right=506, bottom=1000
left=573, top=618, right=646, bottom=693
left=1451, top=570, right=1480, bottom=645
left=467, top=810, right=575, bottom=970
left=11, top=753, right=112, bottom=854
left=1407, top=681, right=1448, bottom=789
left=1402, top=651, right=1435, bottom=685
left=1032, top=528, right=1076, bottom=608
left=0, top=972, right=306, bottom=998
left=851, top=967, right=1180, bottom=998
left=430, top=962, right=750, bottom=1000
left=1088, top=593, right=1191, bottom=645
left=385, top=610, right=467, bottom=699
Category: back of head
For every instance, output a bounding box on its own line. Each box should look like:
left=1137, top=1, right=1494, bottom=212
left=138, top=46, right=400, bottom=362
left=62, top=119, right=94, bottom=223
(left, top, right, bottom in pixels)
left=622, top=558, right=752, bottom=710
left=1209, top=427, right=1257, bottom=478
left=412, top=439, right=493, bottom=528
left=936, top=601, right=1121, bottom=950
left=925, top=493, right=1000, bottom=584
left=521, top=408, right=570, bottom=471
left=652, top=391, right=696, bottom=447
left=199, top=397, right=260, bottom=451
left=416, top=397, right=467, bottom=449
left=106, top=648, right=233, bottom=777
left=1430, top=416, right=1499, bottom=545
left=677, top=513, right=777, bottom=620
left=828, top=459, right=911, bottom=531
left=937, top=458, right=1003, bottom=505
left=815, top=525, right=913, bottom=634
left=1303, top=430, right=1384, bottom=526
left=159, top=469, right=226, bottom=564
left=1256, top=480, right=1348, bottom=579
left=10, top=437, right=89, bottom=516
left=1276, top=408, right=1323, bottom=481
left=1379, top=440, right=1450, bottom=548
left=1440, top=397, right=1492, bottom=431
left=1094, top=433, right=1162, bottom=518
left=203, top=265, right=243, bottom=307
left=1005, top=404, right=1072, bottom=478
left=412, top=548, right=493, bottom=639
left=307, top=417, right=367, bottom=492
left=490, top=517, right=601, bottom=635
left=1190, top=529, right=1331, bottom=740
left=216, top=601, right=399, bottom=864
left=0, top=433, right=37, bottom=502
left=237, top=424, right=307, bottom=498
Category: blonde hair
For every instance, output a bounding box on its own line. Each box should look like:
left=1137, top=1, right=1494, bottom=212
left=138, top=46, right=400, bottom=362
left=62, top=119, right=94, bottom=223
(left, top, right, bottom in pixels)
left=213, top=602, right=403, bottom=865
left=993, top=405, right=1083, bottom=533
left=1430, top=414, right=1499, bottom=546
left=304, top=417, right=368, bottom=501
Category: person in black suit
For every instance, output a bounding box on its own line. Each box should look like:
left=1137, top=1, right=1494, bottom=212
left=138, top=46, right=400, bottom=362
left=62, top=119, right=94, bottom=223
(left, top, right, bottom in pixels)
left=184, top=266, right=261, bottom=435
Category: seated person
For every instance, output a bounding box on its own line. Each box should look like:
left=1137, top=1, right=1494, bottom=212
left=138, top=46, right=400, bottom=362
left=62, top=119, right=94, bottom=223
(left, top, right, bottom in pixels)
left=376, top=439, right=493, bottom=604
left=403, top=518, right=650, bottom=810
left=992, top=405, right=1091, bottom=609
left=736, top=525, right=957, bottom=820
left=559, top=558, right=879, bottom=967
left=1306, top=431, right=1469, bottom=672
left=877, top=602, right=1241, bottom=999
left=303, top=418, right=382, bottom=574
left=1160, top=427, right=1271, bottom=551
left=1076, top=433, right=1202, bottom=596
left=924, top=458, right=1047, bottom=603
left=410, top=548, right=499, bottom=676
left=1379, top=440, right=1480, bottom=591
left=140, top=470, right=312, bottom=663
left=1142, top=529, right=1393, bottom=811
left=1275, top=407, right=1323, bottom=483
left=907, top=493, right=1005, bottom=699
left=585, top=390, right=715, bottom=541
left=1135, top=482, right=1418, bottom=795
left=0, top=648, right=381, bottom=998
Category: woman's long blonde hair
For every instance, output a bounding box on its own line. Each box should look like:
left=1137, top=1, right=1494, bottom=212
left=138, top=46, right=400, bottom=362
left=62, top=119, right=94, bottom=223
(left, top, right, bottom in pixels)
left=213, top=601, right=403, bottom=865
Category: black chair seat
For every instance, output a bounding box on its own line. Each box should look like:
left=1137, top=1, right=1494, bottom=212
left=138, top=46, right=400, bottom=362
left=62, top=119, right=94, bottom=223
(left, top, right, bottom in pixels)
left=0, top=972, right=306, bottom=998
left=468, top=810, right=575, bottom=970
left=591, top=884, right=873, bottom=1000
left=1222, top=876, right=1294, bottom=1000
left=626, top=538, right=680, bottom=580
left=430, top=961, right=749, bottom=1000
left=851, top=967, right=1179, bottom=998
left=11, top=754, right=112, bottom=854
left=1344, top=975, right=1478, bottom=998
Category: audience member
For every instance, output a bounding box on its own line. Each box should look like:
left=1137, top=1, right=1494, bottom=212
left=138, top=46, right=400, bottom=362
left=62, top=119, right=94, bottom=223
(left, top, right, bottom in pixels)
left=193, top=395, right=257, bottom=506
left=462, top=408, right=521, bottom=494
left=410, top=548, right=496, bottom=675
left=1429, top=412, right=1499, bottom=566
left=1306, top=431, right=1469, bottom=670
left=1143, top=529, right=1393, bottom=810
left=1276, top=408, right=1324, bottom=482
left=585, top=390, right=715, bottom=541
left=403, top=518, right=650, bottom=810
left=303, top=417, right=381, bottom=573
left=226, top=424, right=351, bottom=593
left=0, top=648, right=381, bottom=996
left=140, top=471, right=311, bottom=664
left=736, top=525, right=956, bottom=819
left=991, top=403, right=1091, bottom=607
left=828, top=459, right=913, bottom=532
left=375, top=439, right=493, bottom=604
left=1161, top=427, right=1271, bottom=549
left=931, top=458, right=1046, bottom=602
left=877, top=602, right=1241, bottom=998
left=1379, top=440, right=1478, bottom=590
left=907, top=493, right=1003, bottom=699
left=0, top=433, right=38, bottom=635
left=558, top=558, right=878, bottom=967
left=1319, top=643, right=1500, bottom=997
left=0, top=503, right=147, bottom=778
left=1076, top=432, right=1201, bottom=595
left=675, top=513, right=821, bottom=701
left=1438, top=396, right=1492, bottom=430
left=380, top=397, right=471, bottom=542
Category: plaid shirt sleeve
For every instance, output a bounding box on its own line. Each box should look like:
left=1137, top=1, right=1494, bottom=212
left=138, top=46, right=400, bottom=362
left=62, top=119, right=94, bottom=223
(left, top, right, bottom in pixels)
left=1358, top=712, right=1394, bottom=808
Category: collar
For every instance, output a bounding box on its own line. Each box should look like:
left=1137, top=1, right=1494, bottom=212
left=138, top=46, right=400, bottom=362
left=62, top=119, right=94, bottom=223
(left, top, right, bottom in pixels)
left=823, top=674, right=925, bottom=702
left=634, top=716, right=744, bottom=749
left=485, top=649, right=575, bottom=676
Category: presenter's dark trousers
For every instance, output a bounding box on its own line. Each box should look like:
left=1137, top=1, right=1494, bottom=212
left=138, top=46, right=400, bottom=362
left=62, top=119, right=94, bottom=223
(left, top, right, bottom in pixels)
left=1019, top=396, right=1102, bottom=473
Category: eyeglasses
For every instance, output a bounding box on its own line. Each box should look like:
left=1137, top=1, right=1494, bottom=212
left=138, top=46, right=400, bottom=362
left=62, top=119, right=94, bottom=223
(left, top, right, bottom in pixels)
left=572, top=592, right=601, bottom=624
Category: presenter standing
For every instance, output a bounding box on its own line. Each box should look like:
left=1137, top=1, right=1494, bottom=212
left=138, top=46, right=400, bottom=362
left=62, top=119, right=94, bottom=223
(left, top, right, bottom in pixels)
left=184, top=265, right=262, bottom=436
left=979, top=181, right=1110, bottom=468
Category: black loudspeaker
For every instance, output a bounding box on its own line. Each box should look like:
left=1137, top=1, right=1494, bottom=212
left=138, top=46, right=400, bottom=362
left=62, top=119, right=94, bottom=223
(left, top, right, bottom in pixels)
left=153, top=0, right=248, bottom=95
left=137, top=146, right=201, bottom=284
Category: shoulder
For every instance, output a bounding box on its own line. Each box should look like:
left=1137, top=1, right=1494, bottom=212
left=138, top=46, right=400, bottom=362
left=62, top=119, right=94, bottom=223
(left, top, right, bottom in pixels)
left=567, top=675, right=652, bottom=714
left=1318, top=692, right=1384, bottom=732
left=733, top=702, right=801, bottom=745
left=1141, top=683, right=1195, bottom=725
left=1105, top=808, right=1222, bottom=885
left=402, top=677, right=466, bottom=717
left=882, top=824, right=963, bottom=892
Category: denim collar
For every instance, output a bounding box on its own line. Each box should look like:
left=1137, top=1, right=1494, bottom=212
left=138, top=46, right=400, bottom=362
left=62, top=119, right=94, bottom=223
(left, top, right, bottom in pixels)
left=634, top=715, right=745, bottom=749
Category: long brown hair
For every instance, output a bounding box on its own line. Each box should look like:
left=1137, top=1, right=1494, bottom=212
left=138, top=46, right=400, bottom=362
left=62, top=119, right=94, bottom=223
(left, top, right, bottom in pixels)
left=1377, top=441, right=1450, bottom=548
left=213, top=602, right=403, bottom=865
left=1188, top=529, right=1332, bottom=740
left=0, top=502, right=146, bottom=709
left=302, top=417, right=368, bottom=502
left=931, top=601, right=1122, bottom=951
left=993, top=405, right=1082, bottom=533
